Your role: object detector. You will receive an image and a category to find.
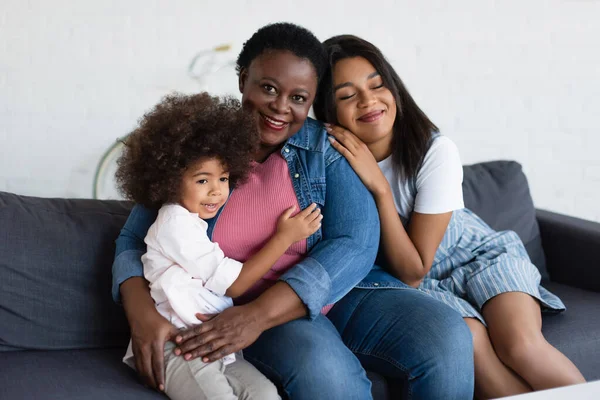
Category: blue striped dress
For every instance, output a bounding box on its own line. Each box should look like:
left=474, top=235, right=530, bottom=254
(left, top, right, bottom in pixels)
left=379, top=134, right=565, bottom=324
left=419, top=207, right=565, bottom=324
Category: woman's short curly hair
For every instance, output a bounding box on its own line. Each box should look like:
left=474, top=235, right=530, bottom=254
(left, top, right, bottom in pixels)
left=116, top=92, right=258, bottom=209
left=236, top=22, right=327, bottom=84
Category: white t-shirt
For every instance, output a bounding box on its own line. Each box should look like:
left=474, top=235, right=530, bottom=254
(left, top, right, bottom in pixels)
left=142, top=204, right=243, bottom=328
left=377, top=135, right=464, bottom=221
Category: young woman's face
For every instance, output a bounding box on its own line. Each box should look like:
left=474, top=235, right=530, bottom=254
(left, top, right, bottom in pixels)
left=239, top=50, right=318, bottom=153
left=179, top=158, right=230, bottom=219
left=333, top=56, right=397, bottom=147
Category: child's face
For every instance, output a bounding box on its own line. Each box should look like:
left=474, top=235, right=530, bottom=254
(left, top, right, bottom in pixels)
left=179, top=158, right=230, bottom=219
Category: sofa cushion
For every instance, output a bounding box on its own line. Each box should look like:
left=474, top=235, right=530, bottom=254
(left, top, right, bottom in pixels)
left=0, top=348, right=392, bottom=400
left=541, top=282, right=600, bottom=381
left=462, top=161, right=549, bottom=280
left=0, top=191, right=133, bottom=351
left=0, top=349, right=165, bottom=400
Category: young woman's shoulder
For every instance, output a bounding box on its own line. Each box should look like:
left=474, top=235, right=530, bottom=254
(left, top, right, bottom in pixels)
left=419, top=135, right=462, bottom=177
left=426, top=135, right=460, bottom=160
left=412, top=134, right=464, bottom=214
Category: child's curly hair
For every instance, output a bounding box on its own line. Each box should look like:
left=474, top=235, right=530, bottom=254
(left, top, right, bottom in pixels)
left=116, top=92, right=259, bottom=209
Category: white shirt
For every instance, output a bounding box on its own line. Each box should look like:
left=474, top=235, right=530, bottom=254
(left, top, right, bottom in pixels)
left=378, top=135, right=464, bottom=220
left=142, top=204, right=243, bottom=328
left=123, top=204, right=242, bottom=368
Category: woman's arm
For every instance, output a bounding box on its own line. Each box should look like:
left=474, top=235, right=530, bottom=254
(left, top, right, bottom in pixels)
left=175, top=281, right=306, bottom=362
left=113, top=205, right=175, bottom=391
left=279, top=153, right=380, bottom=314
left=120, top=277, right=178, bottom=391
left=112, top=204, right=158, bottom=302
left=375, top=188, right=451, bottom=286
left=327, top=126, right=454, bottom=287
left=175, top=134, right=381, bottom=360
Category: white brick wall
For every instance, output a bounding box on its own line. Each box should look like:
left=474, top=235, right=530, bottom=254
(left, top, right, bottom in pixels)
left=1, top=0, right=599, bottom=220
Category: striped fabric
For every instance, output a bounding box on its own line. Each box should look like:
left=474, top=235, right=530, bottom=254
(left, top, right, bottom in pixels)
left=212, top=152, right=307, bottom=305
left=419, top=208, right=565, bottom=324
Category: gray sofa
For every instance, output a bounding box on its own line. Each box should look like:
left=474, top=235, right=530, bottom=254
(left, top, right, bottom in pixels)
left=1, top=161, right=599, bottom=400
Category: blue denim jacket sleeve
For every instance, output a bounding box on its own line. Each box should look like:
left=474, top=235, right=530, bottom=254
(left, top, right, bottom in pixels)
left=280, top=155, right=380, bottom=320
left=111, top=204, right=158, bottom=303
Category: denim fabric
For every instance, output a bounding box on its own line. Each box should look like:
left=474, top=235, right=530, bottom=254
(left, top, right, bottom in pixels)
left=243, top=314, right=373, bottom=400
left=327, top=288, right=475, bottom=400
left=112, top=117, right=380, bottom=319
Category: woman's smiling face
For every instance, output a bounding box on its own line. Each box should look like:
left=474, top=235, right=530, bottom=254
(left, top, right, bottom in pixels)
left=333, top=56, right=397, bottom=148
left=239, top=50, right=318, bottom=158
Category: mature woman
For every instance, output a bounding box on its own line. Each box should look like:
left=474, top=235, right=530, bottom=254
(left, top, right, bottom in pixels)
left=112, top=23, right=474, bottom=399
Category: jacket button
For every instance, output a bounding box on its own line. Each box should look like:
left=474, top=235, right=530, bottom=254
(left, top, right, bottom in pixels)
left=373, top=283, right=380, bottom=286
left=294, top=173, right=300, bottom=178
left=284, top=148, right=290, bottom=153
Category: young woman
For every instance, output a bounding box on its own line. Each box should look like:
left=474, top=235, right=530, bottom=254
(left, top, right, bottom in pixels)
left=113, top=23, right=474, bottom=399
left=313, top=34, right=585, bottom=399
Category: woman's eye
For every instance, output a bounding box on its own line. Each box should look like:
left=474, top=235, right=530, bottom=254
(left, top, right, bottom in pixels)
left=220, top=177, right=229, bottom=182
left=339, top=93, right=356, bottom=101
left=197, top=179, right=207, bottom=184
left=372, top=83, right=385, bottom=90
left=263, top=85, right=277, bottom=94
left=291, top=95, right=306, bottom=103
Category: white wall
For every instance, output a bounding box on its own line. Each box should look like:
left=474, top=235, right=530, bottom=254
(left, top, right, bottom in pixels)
left=1, top=0, right=599, bottom=221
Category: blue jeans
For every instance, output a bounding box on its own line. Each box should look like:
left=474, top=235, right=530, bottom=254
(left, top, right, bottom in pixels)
left=244, top=288, right=474, bottom=400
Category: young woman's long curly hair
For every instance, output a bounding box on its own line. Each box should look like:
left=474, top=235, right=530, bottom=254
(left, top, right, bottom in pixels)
left=116, top=92, right=259, bottom=209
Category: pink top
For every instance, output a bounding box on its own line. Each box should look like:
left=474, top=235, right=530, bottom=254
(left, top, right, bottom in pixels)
left=213, top=152, right=307, bottom=304
left=212, top=152, right=333, bottom=314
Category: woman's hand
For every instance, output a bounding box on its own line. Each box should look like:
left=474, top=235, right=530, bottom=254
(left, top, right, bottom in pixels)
left=130, top=310, right=178, bottom=391
left=121, top=277, right=179, bottom=391
left=174, top=303, right=265, bottom=363
left=325, top=124, right=390, bottom=197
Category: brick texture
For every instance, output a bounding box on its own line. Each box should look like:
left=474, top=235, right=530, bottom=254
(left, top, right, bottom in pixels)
left=1, top=0, right=599, bottom=221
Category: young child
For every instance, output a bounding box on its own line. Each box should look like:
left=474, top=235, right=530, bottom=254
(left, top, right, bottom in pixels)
left=314, top=36, right=585, bottom=399
left=115, top=92, right=322, bottom=400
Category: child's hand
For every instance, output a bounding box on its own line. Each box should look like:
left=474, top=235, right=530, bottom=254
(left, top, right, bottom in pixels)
left=277, top=203, right=323, bottom=244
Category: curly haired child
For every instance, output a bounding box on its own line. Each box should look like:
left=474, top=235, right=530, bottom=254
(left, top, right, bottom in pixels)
left=115, top=92, right=322, bottom=400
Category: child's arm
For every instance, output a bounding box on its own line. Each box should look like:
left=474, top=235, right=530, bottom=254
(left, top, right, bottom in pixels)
left=225, top=203, right=322, bottom=298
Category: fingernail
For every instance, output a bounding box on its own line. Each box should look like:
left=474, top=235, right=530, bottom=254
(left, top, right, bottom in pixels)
left=324, top=122, right=330, bottom=126
left=203, top=357, right=209, bottom=363
left=184, top=354, right=191, bottom=360
left=159, top=384, right=164, bottom=391
left=175, top=335, right=182, bottom=343
left=174, top=348, right=181, bottom=355
left=328, top=137, right=335, bottom=142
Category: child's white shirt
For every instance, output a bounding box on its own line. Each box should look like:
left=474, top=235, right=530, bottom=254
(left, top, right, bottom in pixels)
left=123, top=204, right=243, bottom=367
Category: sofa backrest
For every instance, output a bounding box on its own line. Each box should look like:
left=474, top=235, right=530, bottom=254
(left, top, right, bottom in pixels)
left=462, top=160, right=548, bottom=280
left=0, top=160, right=547, bottom=351
left=0, top=192, right=133, bottom=351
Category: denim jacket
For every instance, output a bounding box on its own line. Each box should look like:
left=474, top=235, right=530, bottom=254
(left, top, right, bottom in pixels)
left=111, top=117, right=381, bottom=319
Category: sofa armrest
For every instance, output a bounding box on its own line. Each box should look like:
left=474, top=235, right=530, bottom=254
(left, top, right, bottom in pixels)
left=537, top=209, right=600, bottom=293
